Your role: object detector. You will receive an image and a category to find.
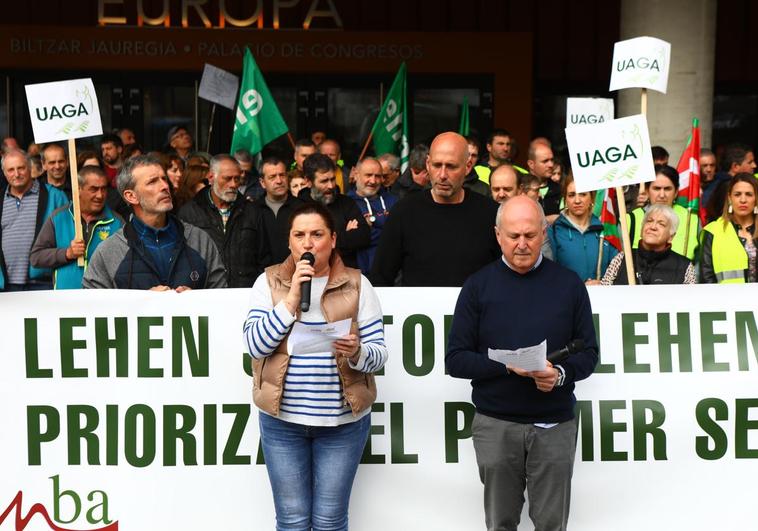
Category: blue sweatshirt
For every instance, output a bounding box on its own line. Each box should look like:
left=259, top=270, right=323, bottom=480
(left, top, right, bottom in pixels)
left=446, top=257, right=598, bottom=424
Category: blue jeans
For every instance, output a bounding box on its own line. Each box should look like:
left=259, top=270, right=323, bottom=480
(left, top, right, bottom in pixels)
left=259, top=413, right=371, bottom=531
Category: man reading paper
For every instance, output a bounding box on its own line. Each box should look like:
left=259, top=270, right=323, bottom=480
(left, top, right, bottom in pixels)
left=446, top=195, right=598, bottom=531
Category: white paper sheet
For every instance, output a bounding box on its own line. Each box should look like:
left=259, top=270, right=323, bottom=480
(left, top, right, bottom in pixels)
left=287, top=318, right=352, bottom=355
left=488, top=339, right=547, bottom=372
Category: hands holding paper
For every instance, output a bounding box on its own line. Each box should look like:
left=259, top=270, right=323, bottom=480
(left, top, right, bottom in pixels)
left=488, top=340, right=559, bottom=392
left=334, top=333, right=361, bottom=364
left=508, top=361, right=559, bottom=393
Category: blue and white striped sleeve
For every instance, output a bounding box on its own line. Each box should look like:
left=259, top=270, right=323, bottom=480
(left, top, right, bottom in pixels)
left=349, top=275, right=388, bottom=373
left=243, top=273, right=296, bottom=360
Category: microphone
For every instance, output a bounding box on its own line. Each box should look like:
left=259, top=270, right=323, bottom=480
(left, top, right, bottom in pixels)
left=299, top=252, right=315, bottom=312
left=547, top=339, right=584, bottom=365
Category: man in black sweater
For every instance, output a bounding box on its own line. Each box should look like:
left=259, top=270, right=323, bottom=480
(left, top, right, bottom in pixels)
left=371, top=132, right=500, bottom=286
left=446, top=195, right=598, bottom=531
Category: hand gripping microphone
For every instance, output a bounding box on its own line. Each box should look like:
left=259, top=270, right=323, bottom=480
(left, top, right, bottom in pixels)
left=299, top=252, right=315, bottom=312
left=547, top=339, right=584, bottom=365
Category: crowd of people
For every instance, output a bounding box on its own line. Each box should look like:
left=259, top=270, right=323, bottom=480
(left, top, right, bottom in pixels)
left=2, top=123, right=753, bottom=530
left=1, top=124, right=755, bottom=291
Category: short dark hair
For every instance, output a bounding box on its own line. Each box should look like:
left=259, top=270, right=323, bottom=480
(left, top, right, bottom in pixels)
left=288, top=201, right=336, bottom=235
left=261, top=156, right=285, bottom=170
left=648, top=164, right=679, bottom=189
left=409, top=144, right=429, bottom=172
left=651, top=145, right=669, bottom=161
left=295, top=138, right=316, bottom=150
left=721, top=143, right=753, bottom=172
left=465, top=136, right=480, bottom=152
left=100, top=133, right=123, bottom=149
left=487, top=128, right=512, bottom=145
left=302, top=153, right=335, bottom=180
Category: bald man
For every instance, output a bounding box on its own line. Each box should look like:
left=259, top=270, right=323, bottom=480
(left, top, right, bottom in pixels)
left=447, top=195, right=598, bottom=531
left=348, top=157, right=399, bottom=274
left=489, top=164, right=519, bottom=204
left=370, top=132, right=500, bottom=286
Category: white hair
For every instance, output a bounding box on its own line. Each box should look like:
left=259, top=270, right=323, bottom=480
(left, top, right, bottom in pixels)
left=643, top=204, right=679, bottom=235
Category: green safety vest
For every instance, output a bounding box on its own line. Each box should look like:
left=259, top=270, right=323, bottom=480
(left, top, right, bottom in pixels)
left=702, top=218, right=748, bottom=284
left=627, top=204, right=700, bottom=260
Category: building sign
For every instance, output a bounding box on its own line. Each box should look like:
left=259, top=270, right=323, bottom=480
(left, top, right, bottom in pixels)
left=97, top=0, right=343, bottom=30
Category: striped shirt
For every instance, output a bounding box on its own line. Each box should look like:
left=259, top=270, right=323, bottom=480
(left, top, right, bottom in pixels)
left=244, top=273, right=388, bottom=427
left=2, top=180, right=40, bottom=284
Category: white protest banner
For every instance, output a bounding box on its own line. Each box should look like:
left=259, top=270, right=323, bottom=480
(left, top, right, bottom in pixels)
left=0, top=285, right=755, bottom=530
left=565, top=114, right=655, bottom=193
left=198, top=63, right=239, bottom=110
left=566, top=97, right=614, bottom=128
left=24, top=79, right=103, bottom=144
left=609, top=36, right=671, bottom=94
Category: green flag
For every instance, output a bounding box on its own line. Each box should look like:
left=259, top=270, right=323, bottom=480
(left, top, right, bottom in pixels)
left=230, top=47, right=288, bottom=155
left=458, top=96, right=470, bottom=136
left=371, top=63, right=409, bottom=172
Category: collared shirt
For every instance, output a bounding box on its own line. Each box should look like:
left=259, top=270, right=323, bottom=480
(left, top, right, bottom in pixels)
left=2, top=180, right=41, bottom=284
left=130, top=215, right=178, bottom=284
left=501, top=252, right=543, bottom=273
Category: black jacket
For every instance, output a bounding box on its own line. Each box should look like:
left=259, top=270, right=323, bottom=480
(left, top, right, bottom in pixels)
left=391, top=168, right=427, bottom=200
left=252, top=193, right=304, bottom=264
left=178, top=189, right=271, bottom=287
left=613, top=247, right=692, bottom=285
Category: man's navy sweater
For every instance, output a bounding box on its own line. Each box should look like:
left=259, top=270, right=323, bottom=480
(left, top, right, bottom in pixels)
left=446, top=257, right=598, bottom=424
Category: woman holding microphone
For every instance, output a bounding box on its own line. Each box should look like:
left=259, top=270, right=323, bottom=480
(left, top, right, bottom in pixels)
left=243, top=202, right=387, bottom=531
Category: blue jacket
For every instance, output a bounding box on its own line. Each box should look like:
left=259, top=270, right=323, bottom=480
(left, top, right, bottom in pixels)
left=50, top=204, right=123, bottom=289
left=0, top=182, right=69, bottom=290
left=548, top=213, right=618, bottom=282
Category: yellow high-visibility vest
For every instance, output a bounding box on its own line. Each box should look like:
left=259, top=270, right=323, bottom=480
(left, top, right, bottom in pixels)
left=703, top=218, right=748, bottom=284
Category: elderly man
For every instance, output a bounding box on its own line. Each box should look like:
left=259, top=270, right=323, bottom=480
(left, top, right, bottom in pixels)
left=371, top=132, right=500, bottom=286
left=30, top=165, right=123, bottom=289
left=348, top=157, right=399, bottom=274
left=166, top=125, right=194, bottom=161
left=489, top=164, right=520, bottom=204
left=300, top=153, right=370, bottom=269
left=0, top=150, right=69, bottom=290
left=377, top=153, right=401, bottom=189
left=446, top=195, right=598, bottom=531
left=252, top=156, right=303, bottom=263
left=178, top=154, right=269, bottom=287
left=83, top=154, right=225, bottom=290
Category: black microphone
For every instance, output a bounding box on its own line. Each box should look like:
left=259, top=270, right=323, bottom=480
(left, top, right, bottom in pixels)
left=299, top=252, right=315, bottom=312
left=547, top=339, right=584, bottom=364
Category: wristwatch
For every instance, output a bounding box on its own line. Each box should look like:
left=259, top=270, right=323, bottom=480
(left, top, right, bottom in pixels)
left=555, top=365, right=566, bottom=387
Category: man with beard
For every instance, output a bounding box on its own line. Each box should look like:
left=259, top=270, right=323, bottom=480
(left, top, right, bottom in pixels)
left=348, top=157, right=398, bottom=274
left=100, top=134, right=124, bottom=187
left=83, top=154, right=225, bottom=290
left=40, top=143, right=72, bottom=199
left=30, top=165, right=123, bottom=289
left=178, top=154, right=270, bottom=287
left=301, top=153, right=369, bottom=269
left=371, top=132, right=500, bottom=286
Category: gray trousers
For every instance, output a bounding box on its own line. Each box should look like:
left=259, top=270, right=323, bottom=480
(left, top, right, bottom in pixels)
left=472, top=412, right=578, bottom=531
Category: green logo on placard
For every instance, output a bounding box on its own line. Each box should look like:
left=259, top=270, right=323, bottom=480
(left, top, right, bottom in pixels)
left=33, top=84, right=95, bottom=136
